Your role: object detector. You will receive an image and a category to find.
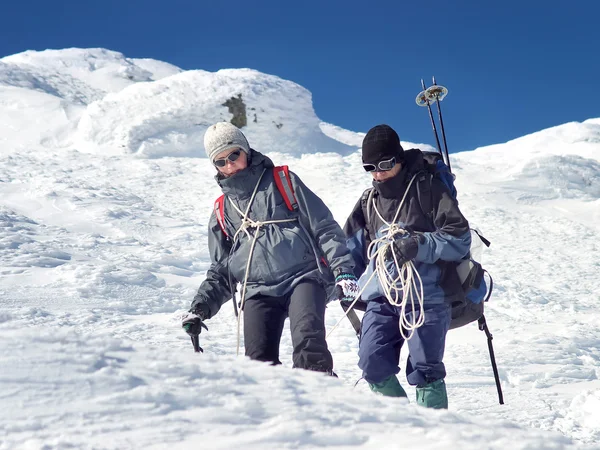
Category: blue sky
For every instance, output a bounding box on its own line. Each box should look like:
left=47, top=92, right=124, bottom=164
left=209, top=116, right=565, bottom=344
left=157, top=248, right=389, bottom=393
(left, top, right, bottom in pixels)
left=2, top=0, right=599, bottom=152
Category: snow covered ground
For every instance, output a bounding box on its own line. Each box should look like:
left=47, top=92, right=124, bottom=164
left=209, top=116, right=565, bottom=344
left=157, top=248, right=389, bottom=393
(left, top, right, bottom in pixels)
left=1, top=48, right=599, bottom=449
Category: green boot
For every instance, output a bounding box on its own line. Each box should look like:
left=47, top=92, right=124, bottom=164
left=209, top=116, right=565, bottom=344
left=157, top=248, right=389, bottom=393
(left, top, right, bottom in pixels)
left=415, top=379, right=448, bottom=409
left=369, top=375, right=408, bottom=398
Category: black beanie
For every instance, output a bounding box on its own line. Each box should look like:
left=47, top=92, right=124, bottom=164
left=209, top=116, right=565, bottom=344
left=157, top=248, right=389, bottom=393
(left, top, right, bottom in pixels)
left=361, top=124, right=404, bottom=164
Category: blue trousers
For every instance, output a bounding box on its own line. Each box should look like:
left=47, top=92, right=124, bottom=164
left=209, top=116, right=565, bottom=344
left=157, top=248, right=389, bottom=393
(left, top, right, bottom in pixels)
left=358, top=299, right=451, bottom=386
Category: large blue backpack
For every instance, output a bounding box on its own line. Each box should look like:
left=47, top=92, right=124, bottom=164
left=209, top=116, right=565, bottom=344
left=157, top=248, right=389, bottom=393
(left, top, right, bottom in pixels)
left=417, top=151, right=493, bottom=329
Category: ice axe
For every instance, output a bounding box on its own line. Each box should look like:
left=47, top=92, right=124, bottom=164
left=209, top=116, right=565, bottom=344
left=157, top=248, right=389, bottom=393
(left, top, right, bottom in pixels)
left=182, top=313, right=208, bottom=353
left=190, top=335, right=203, bottom=353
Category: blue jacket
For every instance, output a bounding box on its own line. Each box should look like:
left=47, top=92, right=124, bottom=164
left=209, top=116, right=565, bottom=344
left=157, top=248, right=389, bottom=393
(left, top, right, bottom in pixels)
left=343, top=149, right=471, bottom=305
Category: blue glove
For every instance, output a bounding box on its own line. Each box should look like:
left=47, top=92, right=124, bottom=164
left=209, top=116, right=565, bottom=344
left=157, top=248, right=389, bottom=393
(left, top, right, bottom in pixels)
left=334, top=272, right=360, bottom=302
left=386, top=235, right=419, bottom=265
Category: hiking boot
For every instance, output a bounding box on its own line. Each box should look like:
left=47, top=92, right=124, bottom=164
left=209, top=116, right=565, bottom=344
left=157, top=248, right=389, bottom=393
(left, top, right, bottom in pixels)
left=415, top=379, right=448, bottom=409
left=369, top=375, right=408, bottom=398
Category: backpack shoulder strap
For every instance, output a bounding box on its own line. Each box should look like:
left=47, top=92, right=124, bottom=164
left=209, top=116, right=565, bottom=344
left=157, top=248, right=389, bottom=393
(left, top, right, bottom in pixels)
left=273, top=165, right=299, bottom=211
left=214, top=194, right=229, bottom=237
left=359, top=187, right=377, bottom=238
left=416, top=171, right=435, bottom=222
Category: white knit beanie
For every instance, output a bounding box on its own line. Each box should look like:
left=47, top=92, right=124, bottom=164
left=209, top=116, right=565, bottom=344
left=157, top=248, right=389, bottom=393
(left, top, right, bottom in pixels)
left=203, top=122, right=250, bottom=162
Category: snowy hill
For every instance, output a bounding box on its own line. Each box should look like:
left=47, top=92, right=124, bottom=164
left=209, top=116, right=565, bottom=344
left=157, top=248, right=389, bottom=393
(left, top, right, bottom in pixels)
left=1, top=48, right=391, bottom=158
left=73, top=68, right=362, bottom=157
left=1, top=48, right=600, bottom=449
left=0, top=48, right=181, bottom=151
left=0, top=48, right=181, bottom=104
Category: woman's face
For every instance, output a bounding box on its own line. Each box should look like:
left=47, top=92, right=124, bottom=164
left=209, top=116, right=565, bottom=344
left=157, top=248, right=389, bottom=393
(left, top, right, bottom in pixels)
left=213, top=148, right=248, bottom=177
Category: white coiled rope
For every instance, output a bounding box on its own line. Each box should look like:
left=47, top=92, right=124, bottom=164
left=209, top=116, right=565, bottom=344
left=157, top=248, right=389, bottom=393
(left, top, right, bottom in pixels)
left=327, top=173, right=425, bottom=340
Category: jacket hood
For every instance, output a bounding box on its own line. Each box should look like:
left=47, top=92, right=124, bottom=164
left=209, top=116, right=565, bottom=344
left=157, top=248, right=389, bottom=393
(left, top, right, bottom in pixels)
left=216, top=149, right=275, bottom=200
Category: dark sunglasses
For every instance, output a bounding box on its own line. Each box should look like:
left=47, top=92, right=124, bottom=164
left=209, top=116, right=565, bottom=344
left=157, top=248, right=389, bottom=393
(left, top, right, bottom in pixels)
left=363, top=157, right=396, bottom=173
left=213, top=149, right=242, bottom=168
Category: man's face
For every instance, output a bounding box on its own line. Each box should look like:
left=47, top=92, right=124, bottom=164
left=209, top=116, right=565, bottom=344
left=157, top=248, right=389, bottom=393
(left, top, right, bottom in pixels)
left=363, top=156, right=402, bottom=182
left=213, top=148, right=248, bottom=177
left=371, top=163, right=401, bottom=181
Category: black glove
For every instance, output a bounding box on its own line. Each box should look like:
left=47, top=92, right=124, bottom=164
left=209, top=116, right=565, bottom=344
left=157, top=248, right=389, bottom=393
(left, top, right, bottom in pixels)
left=182, top=312, right=208, bottom=337
left=334, top=272, right=360, bottom=302
left=385, top=235, right=419, bottom=265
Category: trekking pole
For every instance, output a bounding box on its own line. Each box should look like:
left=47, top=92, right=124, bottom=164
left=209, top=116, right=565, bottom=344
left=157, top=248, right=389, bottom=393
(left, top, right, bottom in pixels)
left=430, top=76, right=452, bottom=172
left=417, top=79, right=443, bottom=155
left=478, top=315, right=504, bottom=404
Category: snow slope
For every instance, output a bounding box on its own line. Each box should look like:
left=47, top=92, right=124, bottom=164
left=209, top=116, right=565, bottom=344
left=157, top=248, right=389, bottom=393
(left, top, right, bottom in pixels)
left=1, top=48, right=599, bottom=449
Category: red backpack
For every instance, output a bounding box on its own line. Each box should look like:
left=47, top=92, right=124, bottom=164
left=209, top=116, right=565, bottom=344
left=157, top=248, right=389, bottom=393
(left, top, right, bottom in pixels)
left=214, top=166, right=298, bottom=238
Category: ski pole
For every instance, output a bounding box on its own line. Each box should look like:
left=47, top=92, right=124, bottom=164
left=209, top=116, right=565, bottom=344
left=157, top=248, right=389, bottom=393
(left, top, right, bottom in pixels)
left=419, top=79, right=443, bottom=155
left=431, top=76, right=451, bottom=172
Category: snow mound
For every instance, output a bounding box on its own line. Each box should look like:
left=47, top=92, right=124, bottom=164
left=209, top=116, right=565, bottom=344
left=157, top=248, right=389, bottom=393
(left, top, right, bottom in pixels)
left=510, top=154, right=600, bottom=202
left=457, top=120, right=600, bottom=169
left=556, top=389, right=600, bottom=444
left=0, top=48, right=182, bottom=149
left=452, top=119, right=600, bottom=203
left=74, top=69, right=359, bottom=158
left=0, top=48, right=181, bottom=105
left=0, top=48, right=361, bottom=158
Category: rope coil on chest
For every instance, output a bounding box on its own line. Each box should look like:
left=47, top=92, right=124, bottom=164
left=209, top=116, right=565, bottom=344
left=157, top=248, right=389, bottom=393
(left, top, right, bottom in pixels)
left=327, top=173, right=425, bottom=340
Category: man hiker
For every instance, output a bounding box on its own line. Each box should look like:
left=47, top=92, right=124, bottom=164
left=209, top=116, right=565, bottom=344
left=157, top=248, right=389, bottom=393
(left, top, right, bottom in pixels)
left=182, top=122, right=359, bottom=374
left=343, top=124, right=471, bottom=408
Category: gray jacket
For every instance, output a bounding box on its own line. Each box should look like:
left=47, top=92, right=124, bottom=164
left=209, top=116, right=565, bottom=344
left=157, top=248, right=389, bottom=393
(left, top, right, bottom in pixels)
left=191, top=150, right=355, bottom=319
